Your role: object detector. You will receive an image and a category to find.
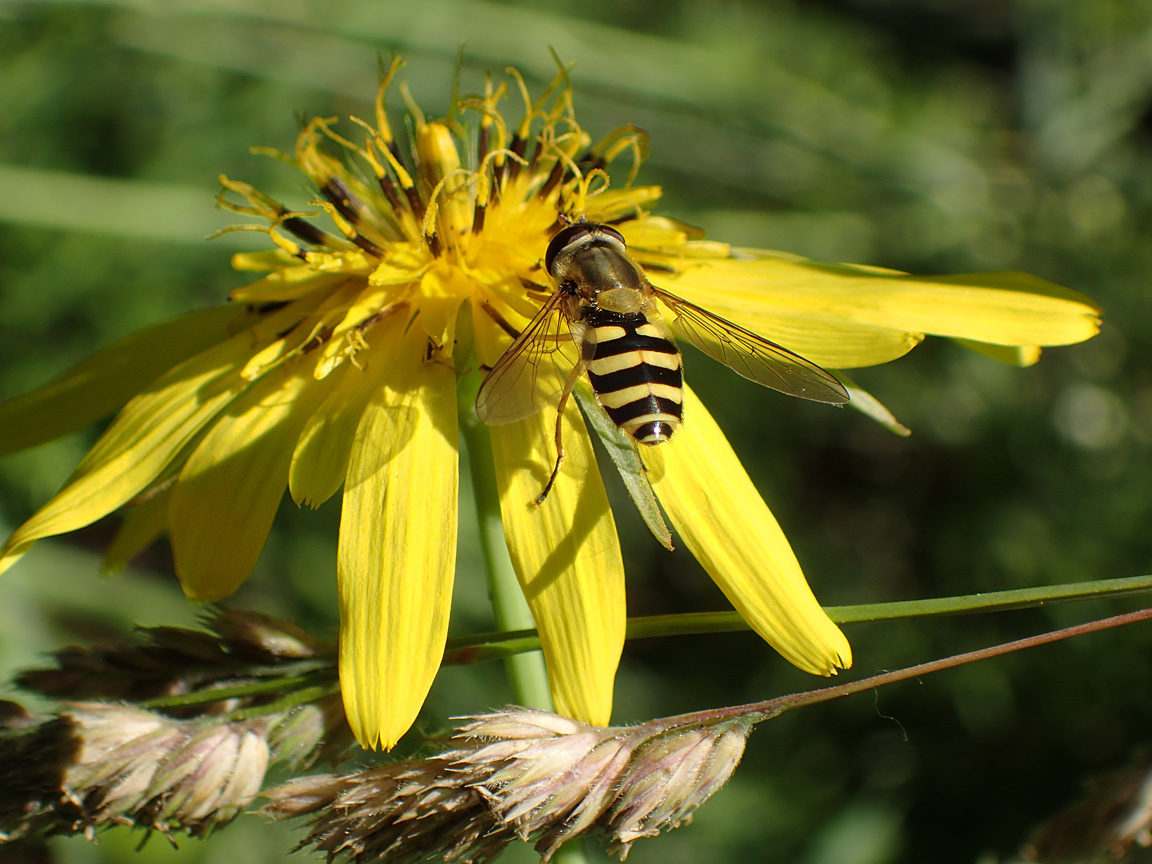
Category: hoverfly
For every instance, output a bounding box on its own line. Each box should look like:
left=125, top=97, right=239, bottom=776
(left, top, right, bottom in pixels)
left=476, top=221, right=850, bottom=503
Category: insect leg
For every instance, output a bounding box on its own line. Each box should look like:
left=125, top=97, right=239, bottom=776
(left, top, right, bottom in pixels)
left=535, top=363, right=585, bottom=506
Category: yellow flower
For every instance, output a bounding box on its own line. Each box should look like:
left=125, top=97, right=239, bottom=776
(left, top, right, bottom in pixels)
left=0, top=61, right=1100, bottom=749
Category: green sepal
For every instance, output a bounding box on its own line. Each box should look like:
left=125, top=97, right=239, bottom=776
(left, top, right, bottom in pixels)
left=575, top=385, right=674, bottom=551
left=836, top=372, right=911, bottom=437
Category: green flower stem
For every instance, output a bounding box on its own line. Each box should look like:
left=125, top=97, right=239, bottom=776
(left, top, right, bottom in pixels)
left=662, top=605, right=1152, bottom=731
left=136, top=665, right=335, bottom=711
left=825, top=573, right=1152, bottom=623
left=458, top=397, right=553, bottom=712
left=226, top=684, right=341, bottom=723
left=121, top=572, right=1152, bottom=717
left=443, top=572, right=1152, bottom=662
left=459, top=386, right=587, bottom=864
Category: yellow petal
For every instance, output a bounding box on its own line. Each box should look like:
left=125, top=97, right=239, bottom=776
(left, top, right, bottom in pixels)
left=417, top=263, right=467, bottom=349
left=230, top=248, right=299, bottom=273
left=312, top=283, right=404, bottom=378
left=647, top=261, right=921, bottom=369
left=338, top=318, right=459, bottom=750
left=954, top=339, right=1042, bottom=367
left=0, top=302, right=307, bottom=576
left=641, top=385, right=851, bottom=675
left=229, top=269, right=348, bottom=304
left=619, top=214, right=700, bottom=251
left=489, top=396, right=626, bottom=726
left=661, top=257, right=1100, bottom=368
left=918, top=270, right=1100, bottom=343
left=103, top=485, right=171, bottom=573
left=0, top=304, right=250, bottom=456
left=416, top=121, right=471, bottom=237
left=240, top=280, right=362, bottom=380
left=169, top=358, right=330, bottom=601
left=289, top=354, right=388, bottom=509
left=585, top=185, right=663, bottom=222
left=472, top=305, right=626, bottom=725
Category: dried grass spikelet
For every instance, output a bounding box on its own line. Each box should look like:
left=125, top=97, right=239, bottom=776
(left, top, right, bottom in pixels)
left=0, top=703, right=268, bottom=842
left=66, top=704, right=269, bottom=834
left=1023, top=749, right=1152, bottom=863
left=0, top=609, right=349, bottom=846
left=17, top=608, right=325, bottom=706
left=264, top=707, right=751, bottom=862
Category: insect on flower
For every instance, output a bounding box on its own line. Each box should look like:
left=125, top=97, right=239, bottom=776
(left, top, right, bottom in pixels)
left=0, top=57, right=1101, bottom=750
left=476, top=221, right=852, bottom=503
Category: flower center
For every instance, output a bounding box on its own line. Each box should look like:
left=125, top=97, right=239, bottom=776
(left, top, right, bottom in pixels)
left=219, top=61, right=657, bottom=377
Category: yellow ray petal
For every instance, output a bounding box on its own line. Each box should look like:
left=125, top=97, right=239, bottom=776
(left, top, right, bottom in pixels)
left=240, top=280, right=363, bottom=381
left=169, top=359, right=331, bottom=601
left=585, top=185, right=663, bottom=222
left=954, top=339, right=1042, bottom=367
left=472, top=308, right=626, bottom=728
left=312, top=284, right=406, bottom=378
left=229, top=269, right=349, bottom=303
left=640, top=261, right=922, bottom=369
left=338, top=319, right=459, bottom=750
left=289, top=342, right=394, bottom=509
left=230, top=249, right=299, bottom=273
left=641, top=385, right=851, bottom=675
left=660, top=257, right=1100, bottom=369
left=103, top=485, right=171, bottom=573
left=0, top=304, right=250, bottom=456
left=473, top=305, right=626, bottom=725
left=489, top=395, right=626, bottom=727
left=619, top=214, right=697, bottom=250
left=0, top=302, right=309, bottom=576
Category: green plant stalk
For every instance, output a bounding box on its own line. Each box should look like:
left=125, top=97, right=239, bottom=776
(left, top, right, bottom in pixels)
left=458, top=402, right=553, bottom=712
left=135, top=571, right=1152, bottom=717
left=136, top=666, right=334, bottom=711
left=459, top=386, right=589, bottom=864
left=444, top=572, right=1152, bottom=662
left=662, top=605, right=1152, bottom=730
left=226, top=684, right=341, bottom=723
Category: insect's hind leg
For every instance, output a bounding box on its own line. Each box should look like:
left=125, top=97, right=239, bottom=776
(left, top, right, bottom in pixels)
left=534, top=364, right=585, bottom=506
left=535, top=409, right=566, bottom=507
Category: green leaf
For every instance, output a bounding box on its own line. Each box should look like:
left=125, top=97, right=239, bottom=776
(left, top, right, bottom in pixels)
left=836, top=372, right=911, bottom=437
left=575, top=386, right=674, bottom=551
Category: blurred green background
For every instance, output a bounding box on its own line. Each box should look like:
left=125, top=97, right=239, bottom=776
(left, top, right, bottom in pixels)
left=1, top=1, right=1151, bottom=862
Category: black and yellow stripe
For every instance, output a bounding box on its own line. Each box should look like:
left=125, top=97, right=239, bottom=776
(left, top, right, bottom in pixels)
left=583, top=309, right=683, bottom=444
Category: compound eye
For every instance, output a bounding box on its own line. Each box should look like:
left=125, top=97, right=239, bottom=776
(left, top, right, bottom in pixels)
left=545, top=224, right=592, bottom=275
left=597, top=224, right=627, bottom=247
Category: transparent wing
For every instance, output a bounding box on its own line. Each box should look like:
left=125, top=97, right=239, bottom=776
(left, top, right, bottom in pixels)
left=653, top=287, right=849, bottom=404
left=475, top=293, right=582, bottom=425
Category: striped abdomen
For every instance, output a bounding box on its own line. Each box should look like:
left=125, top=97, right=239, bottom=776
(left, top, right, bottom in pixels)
left=582, top=310, right=683, bottom=444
